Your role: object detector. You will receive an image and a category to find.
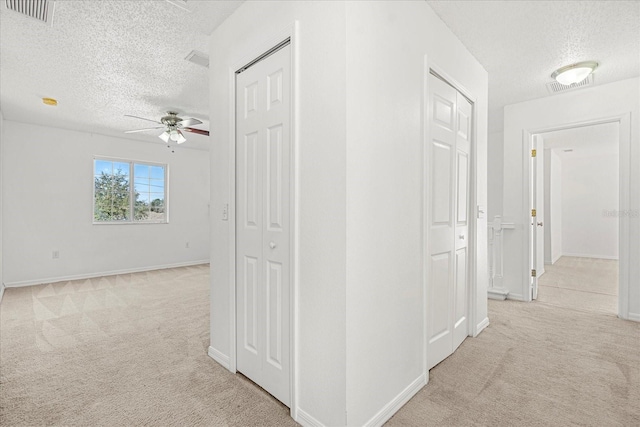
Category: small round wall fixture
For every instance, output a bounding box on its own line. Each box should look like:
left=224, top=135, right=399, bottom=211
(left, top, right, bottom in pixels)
left=42, top=97, right=58, bottom=106
left=551, top=61, right=598, bottom=86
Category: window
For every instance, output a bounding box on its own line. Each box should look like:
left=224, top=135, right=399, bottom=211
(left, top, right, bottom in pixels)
left=93, top=158, right=167, bottom=223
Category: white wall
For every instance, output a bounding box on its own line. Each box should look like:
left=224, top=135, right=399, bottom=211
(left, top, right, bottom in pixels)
left=543, top=148, right=552, bottom=264
left=488, top=131, right=504, bottom=220
left=544, top=149, right=563, bottom=264
left=208, top=2, right=348, bottom=425
left=0, top=110, right=4, bottom=299
left=344, top=2, right=488, bottom=425
left=2, top=121, right=210, bottom=286
left=561, top=151, right=619, bottom=259
left=501, top=77, right=639, bottom=320
left=209, top=1, right=488, bottom=426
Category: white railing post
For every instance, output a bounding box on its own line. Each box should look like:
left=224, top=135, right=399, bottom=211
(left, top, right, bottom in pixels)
left=487, top=215, right=513, bottom=300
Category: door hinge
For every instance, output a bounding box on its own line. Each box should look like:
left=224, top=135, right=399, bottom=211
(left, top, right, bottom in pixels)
left=531, top=149, right=537, bottom=157
left=531, top=209, right=537, bottom=217
left=531, top=269, right=537, bottom=277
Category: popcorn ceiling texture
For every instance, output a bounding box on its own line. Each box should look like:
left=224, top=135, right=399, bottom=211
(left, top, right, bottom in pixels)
left=427, top=0, right=640, bottom=134
left=0, top=0, right=243, bottom=150
left=1, top=1, right=638, bottom=144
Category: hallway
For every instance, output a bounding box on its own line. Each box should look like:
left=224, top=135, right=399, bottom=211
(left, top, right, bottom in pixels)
left=538, top=256, right=618, bottom=315
left=388, top=298, right=639, bottom=426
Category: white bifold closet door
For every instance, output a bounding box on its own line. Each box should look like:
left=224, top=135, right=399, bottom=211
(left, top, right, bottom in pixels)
left=235, top=43, right=291, bottom=406
left=427, top=72, right=472, bottom=370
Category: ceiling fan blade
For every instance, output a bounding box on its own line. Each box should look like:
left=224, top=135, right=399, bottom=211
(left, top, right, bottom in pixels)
left=124, top=114, right=162, bottom=124
left=178, top=117, right=203, bottom=127
left=181, top=127, right=209, bottom=136
left=124, top=127, right=165, bottom=134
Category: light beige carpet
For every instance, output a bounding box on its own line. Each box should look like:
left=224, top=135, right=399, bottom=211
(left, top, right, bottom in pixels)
left=1, top=265, right=638, bottom=426
left=388, top=299, right=639, bottom=426
left=0, top=265, right=295, bottom=426
left=538, top=256, right=618, bottom=314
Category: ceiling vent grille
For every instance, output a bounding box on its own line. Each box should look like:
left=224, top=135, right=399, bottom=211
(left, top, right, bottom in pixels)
left=166, top=0, right=190, bottom=12
left=546, top=74, right=594, bottom=94
left=185, top=50, right=209, bottom=68
left=4, top=0, right=55, bottom=25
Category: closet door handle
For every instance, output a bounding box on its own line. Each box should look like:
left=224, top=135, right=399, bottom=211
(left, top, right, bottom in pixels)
left=269, top=241, right=277, bottom=249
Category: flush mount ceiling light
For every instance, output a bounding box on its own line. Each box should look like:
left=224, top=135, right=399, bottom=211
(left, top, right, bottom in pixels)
left=551, top=61, right=598, bottom=86
left=42, top=97, right=58, bottom=106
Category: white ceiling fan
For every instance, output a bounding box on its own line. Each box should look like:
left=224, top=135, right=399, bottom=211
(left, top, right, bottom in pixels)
left=124, top=111, right=209, bottom=144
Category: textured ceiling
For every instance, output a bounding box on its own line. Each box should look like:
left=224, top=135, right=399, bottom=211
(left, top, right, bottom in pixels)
left=427, top=0, right=640, bottom=134
left=0, top=0, right=243, bottom=151
left=2, top=1, right=638, bottom=148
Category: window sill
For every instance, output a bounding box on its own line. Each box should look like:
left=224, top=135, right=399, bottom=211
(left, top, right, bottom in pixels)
left=92, top=221, right=169, bottom=225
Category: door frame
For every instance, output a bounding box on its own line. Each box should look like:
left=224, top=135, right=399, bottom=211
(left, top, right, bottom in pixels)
left=521, top=113, right=631, bottom=319
left=226, top=23, right=299, bottom=418
left=529, top=133, right=544, bottom=300
left=423, top=59, right=479, bottom=376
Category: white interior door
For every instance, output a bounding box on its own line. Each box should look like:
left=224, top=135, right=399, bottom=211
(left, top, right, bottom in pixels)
left=453, top=92, right=471, bottom=351
left=536, top=140, right=545, bottom=281
left=427, top=72, right=472, bottom=370
left=236, top=43, right=291, bottom=406
left=530, top=135, right=544, bottom=300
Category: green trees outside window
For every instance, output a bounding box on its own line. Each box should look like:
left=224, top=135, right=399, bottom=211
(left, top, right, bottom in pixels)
left=94, top=159, right=167, bottom=223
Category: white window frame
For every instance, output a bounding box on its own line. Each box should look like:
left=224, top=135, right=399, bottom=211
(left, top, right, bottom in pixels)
left=93, top=156, right=169, bottom=225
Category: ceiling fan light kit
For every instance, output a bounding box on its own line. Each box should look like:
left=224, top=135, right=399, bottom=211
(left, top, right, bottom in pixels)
left=164, top=128, right=186, bottom=144
left=124, top=111, right=209, bottom=145
left=159, top=131, right=170, bottom=143
left=551, top=61, right=598, bottom=86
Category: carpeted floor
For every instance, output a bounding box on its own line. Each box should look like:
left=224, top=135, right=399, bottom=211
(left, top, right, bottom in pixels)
left=537, top=256, right=618, bottom=314
left=1, top=265, right=638, bottom=426
left=388, top=298, right=639, bottom=426
left=0, top=265, right=295, bottom=426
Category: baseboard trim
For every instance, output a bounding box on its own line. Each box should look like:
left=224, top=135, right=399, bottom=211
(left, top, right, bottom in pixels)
left=506, top=292, right=525, bottom=301
left=626, top=312, right=640, bottom=322
left=561, top=253, right=619, bottom=261
left=296, top=407, right=326, bottom=427
left=3, top=260, right=210, bottom=288
left=207, top=346, right=230, bottom=370
left=475, top=317, right=490, bottom=336
left=364, top=373, right=427, bottom=427
left=488, top=288, right=509, bottom=300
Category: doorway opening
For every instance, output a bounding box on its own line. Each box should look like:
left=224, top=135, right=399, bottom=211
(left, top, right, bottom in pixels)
left=529, top=121, right=621, bottom=315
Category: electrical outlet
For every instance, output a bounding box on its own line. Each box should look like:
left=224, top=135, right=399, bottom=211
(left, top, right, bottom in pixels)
left=52, top=250, right=60, bottom=259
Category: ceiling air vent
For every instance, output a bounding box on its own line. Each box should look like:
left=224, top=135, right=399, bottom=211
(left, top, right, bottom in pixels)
left=546, top=74, right=594, bottom=94
left=166, top=0, right=190, bottom=12
left=5, top=0, right=55, bottom=25
left=185, top=50, right=209, bottom=68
